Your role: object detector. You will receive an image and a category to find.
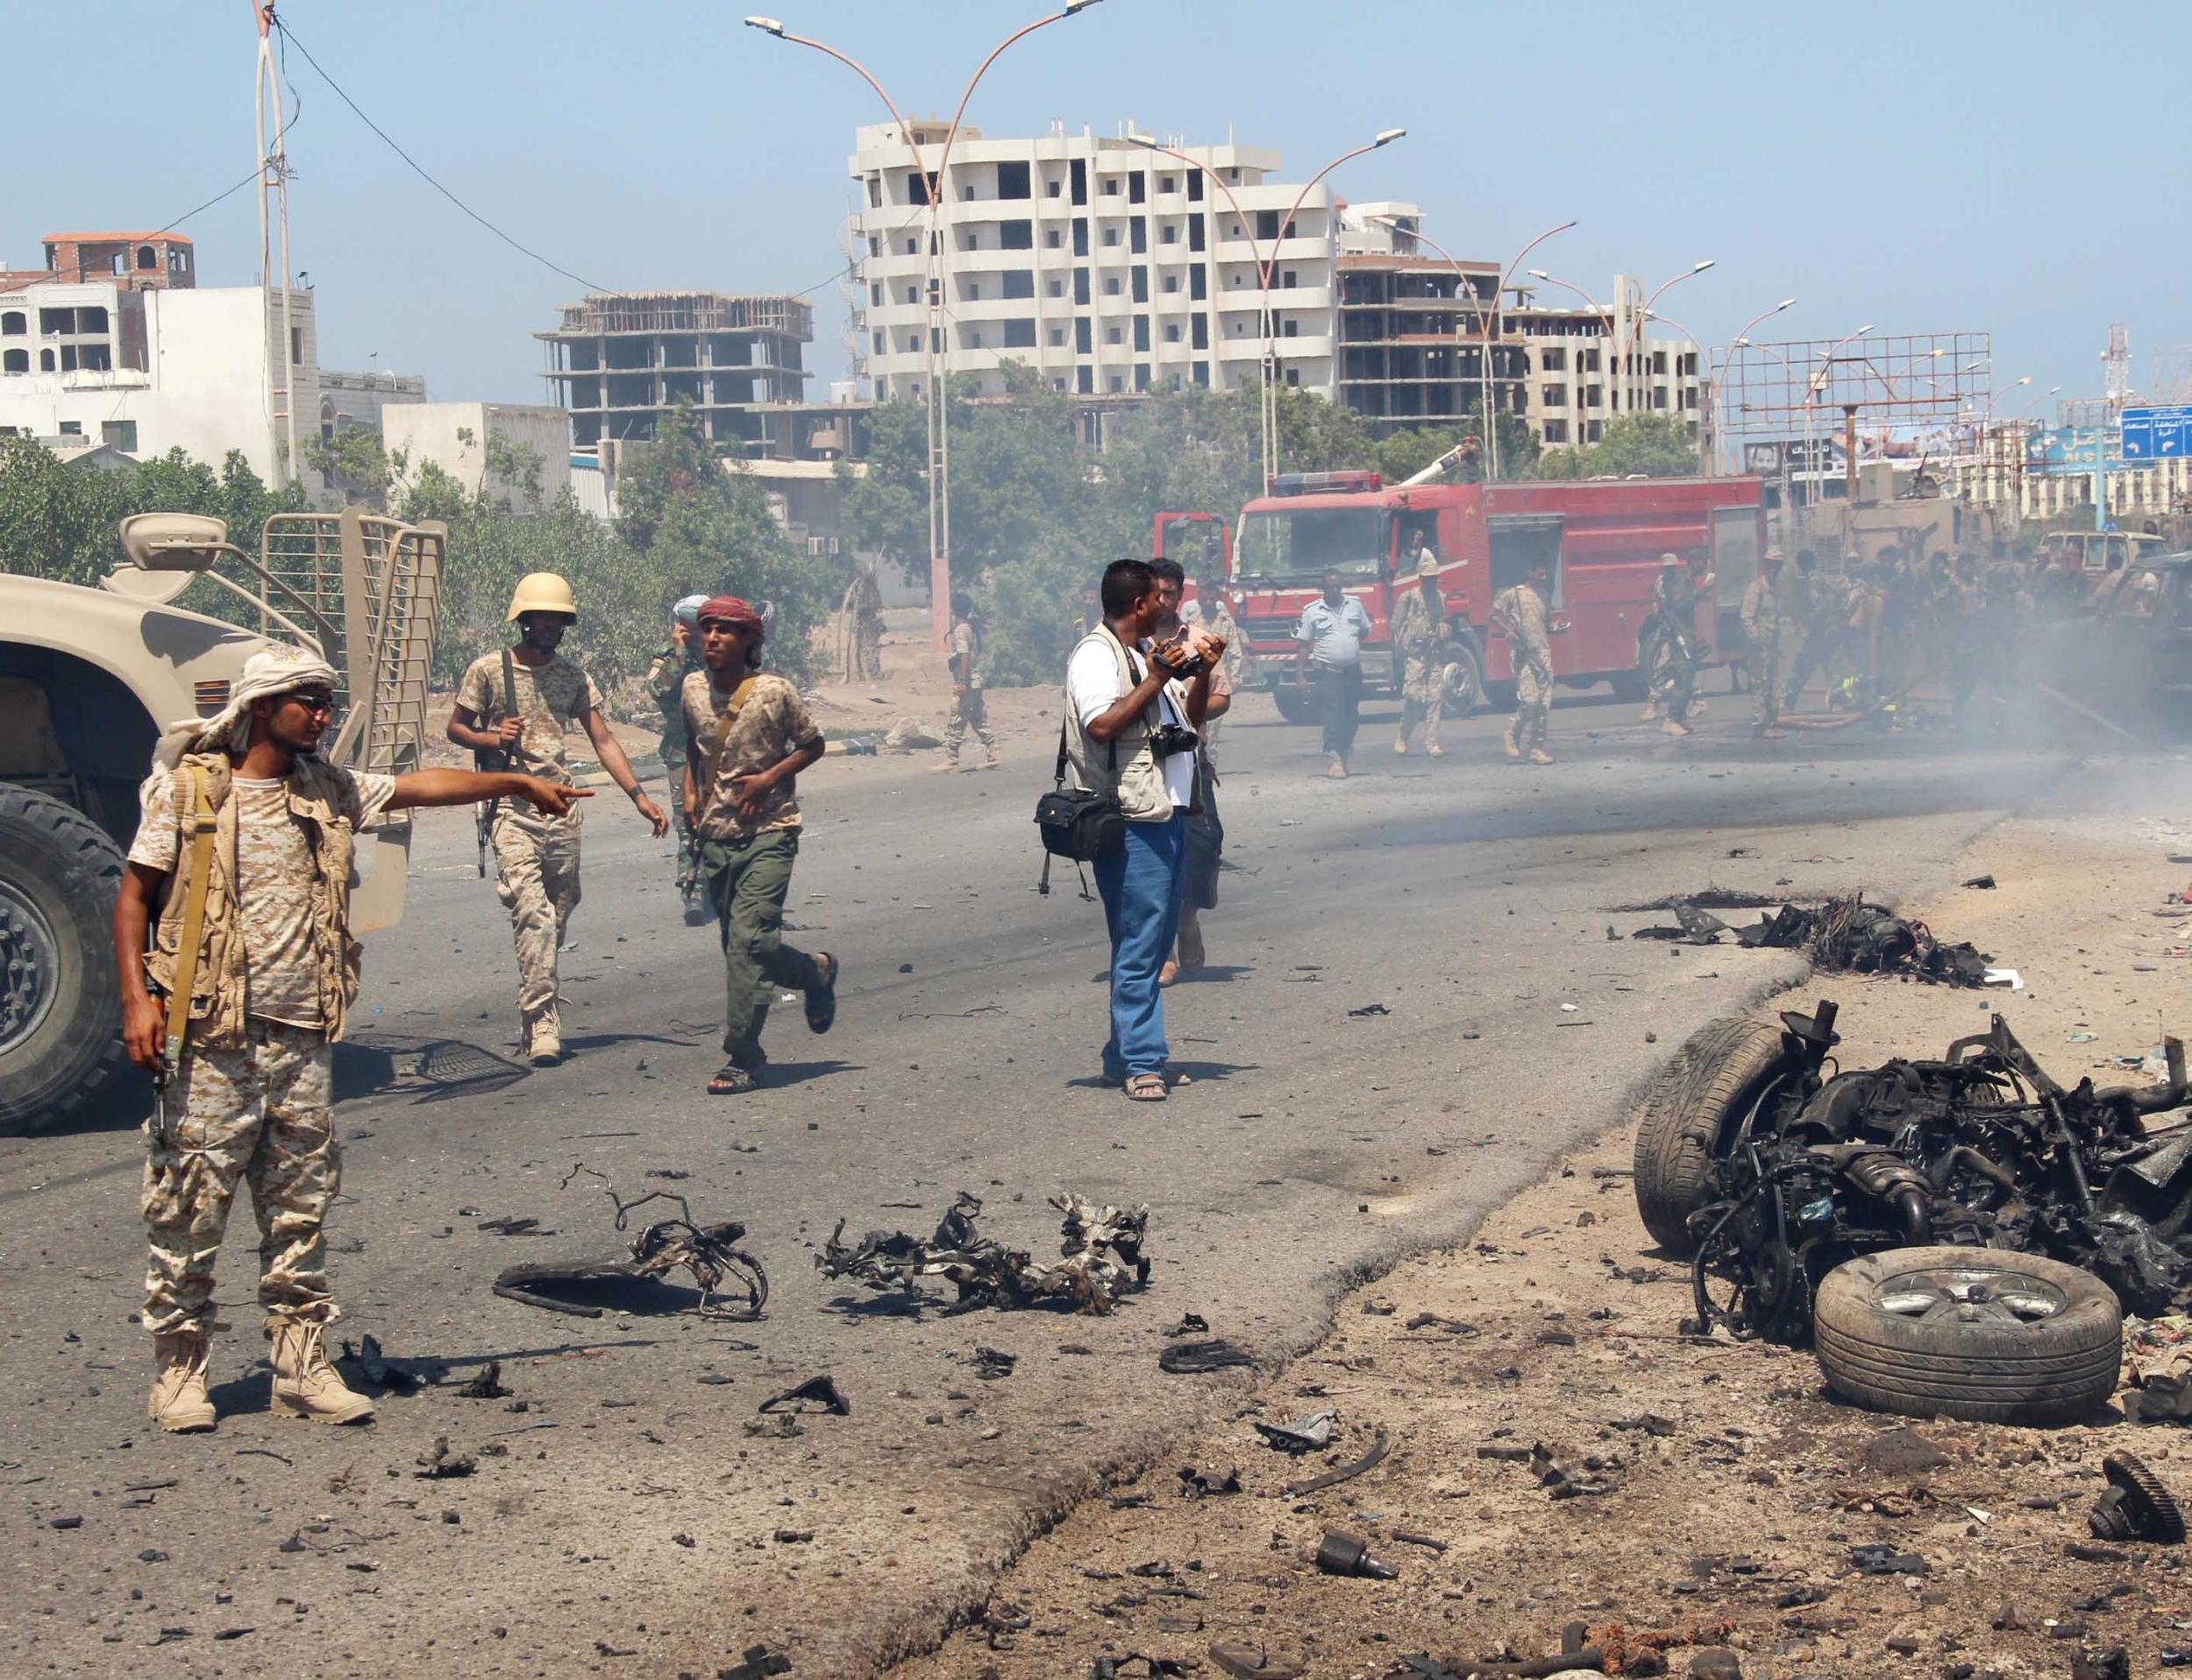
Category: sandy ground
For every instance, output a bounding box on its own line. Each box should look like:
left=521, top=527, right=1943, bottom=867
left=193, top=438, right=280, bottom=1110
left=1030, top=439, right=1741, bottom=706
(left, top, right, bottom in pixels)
left=900, top=811, right=2192, bottom=1680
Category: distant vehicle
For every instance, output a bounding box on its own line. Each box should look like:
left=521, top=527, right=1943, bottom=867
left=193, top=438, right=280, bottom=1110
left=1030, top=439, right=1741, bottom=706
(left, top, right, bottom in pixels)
left=2052, top=552, right=2192, bottom=734
left=1187, top=468, right=1764, bottom=723
left=2039, top=530, right=2168, bottom=576
left=0, top=509, right=443, bottom=1135
left=1152, top=510, right=1231, bottom=575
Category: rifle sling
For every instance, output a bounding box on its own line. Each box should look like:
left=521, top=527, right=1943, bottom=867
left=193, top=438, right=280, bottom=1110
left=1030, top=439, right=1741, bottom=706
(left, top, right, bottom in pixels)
left=160, top=767, right=219, bottom=1073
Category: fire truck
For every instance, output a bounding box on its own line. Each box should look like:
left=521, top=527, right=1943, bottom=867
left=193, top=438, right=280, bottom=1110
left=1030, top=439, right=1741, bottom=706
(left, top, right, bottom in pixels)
left=1194, top=466, right=1765, bottom=723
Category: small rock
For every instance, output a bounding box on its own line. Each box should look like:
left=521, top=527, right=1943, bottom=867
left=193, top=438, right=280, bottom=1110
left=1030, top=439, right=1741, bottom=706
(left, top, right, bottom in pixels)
left=1861, top=1425, right=1951, bottom=1478
left=1690, top=1650, right=1741, bottom=1680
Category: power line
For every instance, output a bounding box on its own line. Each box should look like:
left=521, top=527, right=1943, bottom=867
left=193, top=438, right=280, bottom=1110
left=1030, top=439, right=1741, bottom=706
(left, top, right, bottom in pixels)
left=272, top=17, right=610, bottom=295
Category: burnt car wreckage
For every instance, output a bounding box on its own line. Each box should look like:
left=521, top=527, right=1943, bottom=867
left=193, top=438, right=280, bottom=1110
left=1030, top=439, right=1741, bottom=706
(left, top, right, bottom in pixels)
left=818, top=1191, right=1152, bottom=1313
left=1634, top=1000, right=2192, bottom=1423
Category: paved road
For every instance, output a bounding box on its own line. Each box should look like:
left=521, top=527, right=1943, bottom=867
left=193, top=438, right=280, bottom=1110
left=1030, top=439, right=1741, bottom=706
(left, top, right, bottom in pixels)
left=0, top=681, right=2089, bottom=1676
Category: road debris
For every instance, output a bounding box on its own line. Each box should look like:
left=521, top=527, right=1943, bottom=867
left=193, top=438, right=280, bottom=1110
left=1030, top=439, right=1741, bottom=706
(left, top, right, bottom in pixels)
left=1632, top=893, right=1992, bottom=984
left=1208, top=1648, right=1306, bottom=1680
left=1252, top=1410, right=1336, bottom=1454
left=338, top=1334, right=445, bottom=1392
left=1348, top=1002, right=1391, bottom=1017
left=1282, top=1428, right=1389, bottom=1497
left=2089, top=1453, right=2185, bottom=1542
left=1314, top=1529, right=1399, bottom=1579
left=971, top=1346, right=1018, bottom=1380
left=817, top=1190, right=1150, bottom=1313
left=453, top=1361, right=509, bottom=1399
left=758, top=1375, right=850, bottom=1417
left=1177, top=1463, right=1240, bottom=1498
left=1667, top=1000, right=2192, bottom=1344
left=1160, top=1338, right=1255, bottom=1375
left=414, top=1436, right=475, bottom=1479
left=491, top=1164, right=766, bottom=1321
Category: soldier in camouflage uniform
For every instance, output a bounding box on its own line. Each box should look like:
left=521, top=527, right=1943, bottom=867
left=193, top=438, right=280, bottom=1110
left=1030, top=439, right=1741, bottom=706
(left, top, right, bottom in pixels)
left=1391, top=552, right=1448, bottom=758
left=1647, top=554, right=1706, bottom=737
left=1492, top=558, right=1556, bottom=765
left=449, top=573, right=668, bottom=1066
left=1741, top=547, right=1787, bottom=738
left=647, top=595, right=708, bottom=921
left=938, top=591, right=1000, bottom=772
left=843, top=559, right=886, bottom=681
left=115, top=644, right=581, bottom=1433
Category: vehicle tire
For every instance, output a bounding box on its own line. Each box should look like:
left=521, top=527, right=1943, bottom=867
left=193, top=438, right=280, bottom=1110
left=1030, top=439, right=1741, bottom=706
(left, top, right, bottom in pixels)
left=1271, top=683, right=1316, bottom=726
left=1438, top=640, right=1484, bottom=717
left=1812, top=1247, right=2122, bottom=1426
left=1632, top=1016, right=1789, bottom=1254
left=0, top=784, right=131, bottom=1137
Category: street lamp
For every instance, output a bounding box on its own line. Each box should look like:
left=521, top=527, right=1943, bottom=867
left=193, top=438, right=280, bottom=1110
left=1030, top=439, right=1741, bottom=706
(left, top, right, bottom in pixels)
left=1705, top=298, right=1796, bottom=473
left=749, top=4, right=1101, bottom=649
left=1640, top=307, right=1707, bottom=471
left=1626, top=260, right=1713, bottom=417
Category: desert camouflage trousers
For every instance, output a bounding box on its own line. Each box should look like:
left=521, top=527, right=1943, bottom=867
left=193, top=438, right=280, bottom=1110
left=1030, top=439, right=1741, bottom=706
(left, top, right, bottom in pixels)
left=1398, top=655, right=1445, bottom=749
left=1511, top=659, right=1552, bottom=751
left=492, top=803, right=582, bottom=1016
left=943, top=687, right=996, bottom=763
left=141, top=1019, right=340, bottom=1338
left=660, top=750, right=701, bottom=900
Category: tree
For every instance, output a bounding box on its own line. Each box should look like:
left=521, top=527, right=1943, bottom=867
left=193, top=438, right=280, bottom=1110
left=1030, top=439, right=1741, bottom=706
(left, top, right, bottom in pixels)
left=302, top=428, right=404, bottom=510
left=1534, top=413, right=1699, bottom=481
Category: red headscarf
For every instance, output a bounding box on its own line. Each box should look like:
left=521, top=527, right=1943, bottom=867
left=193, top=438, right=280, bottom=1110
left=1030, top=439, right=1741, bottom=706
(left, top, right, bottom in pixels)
left=696, top=594, right=764, bottom=632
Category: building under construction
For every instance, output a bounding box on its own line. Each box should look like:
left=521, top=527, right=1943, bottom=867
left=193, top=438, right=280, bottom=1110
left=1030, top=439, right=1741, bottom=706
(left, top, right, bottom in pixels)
left=536, top=290, right=815, bottom=453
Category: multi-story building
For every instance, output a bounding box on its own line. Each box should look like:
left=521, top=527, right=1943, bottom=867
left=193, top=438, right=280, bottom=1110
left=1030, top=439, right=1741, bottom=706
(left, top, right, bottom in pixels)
left=844, top=121, right=1340, bottom=405
left=34, top=231, right=197, bottom=292
left=318, top=367, right=428, bottom=441
left=0, top=273, right=319, bottom=483
left=535, top=290, right=822, bottom=455
left=1506, top=280, right=1703, bottom=450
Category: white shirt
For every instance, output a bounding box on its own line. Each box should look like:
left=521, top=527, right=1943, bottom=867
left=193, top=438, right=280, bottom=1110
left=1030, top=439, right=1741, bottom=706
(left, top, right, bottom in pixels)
left=1067, top=633, right=1193, bottom=809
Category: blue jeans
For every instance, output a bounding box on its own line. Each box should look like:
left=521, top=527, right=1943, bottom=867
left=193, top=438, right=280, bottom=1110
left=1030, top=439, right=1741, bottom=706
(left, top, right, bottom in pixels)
left=1093, top=811, right=1186, bottom=1078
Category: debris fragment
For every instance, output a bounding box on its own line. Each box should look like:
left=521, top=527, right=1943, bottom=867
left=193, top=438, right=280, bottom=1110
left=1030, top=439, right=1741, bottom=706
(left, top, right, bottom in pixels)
left=717, top=1646, right=793, bottom=1680
left=454, top=1362, right=509, bottom=1400
left=1164, top=1313, right=1211, bottom=1337
left=1633, top=893, right=1994, bottom=984
left=1208, top=1649, right=1306, bottom=1680
left=1160, top=1338, right=1255, bottom=1375
left=1283, top=1428, right=1390, bottom=1498
left=758, top=1375, right=850, bottom=1417
left=1847, top=1542, right=1928, bottom=1575
left=1963, top=874, right=1997, bottom=889
left=2090, top=1453, right=2185, bottom=1542
left=1314, top=1529, right=1398, bottom=1580
left=817, top=1191, right=1149, bottom=1313
left=1348, top=1002, right=1391, bottom=1018
left=1177, top=1463, right=1241, bottom=1498
left=1253, top=1410, right=1336, bottom=1455
left=492, top=1164, right=766, bottom=1321
left=338, top=1334, right=443, bottom=1392
left=971, top=1347, right=1018, bottom=1380
left=414, top=1436, right=476, bottom=1479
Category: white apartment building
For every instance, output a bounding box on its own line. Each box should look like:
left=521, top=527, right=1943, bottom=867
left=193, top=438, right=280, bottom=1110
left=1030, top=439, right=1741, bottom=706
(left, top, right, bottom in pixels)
left=844, top=121, right=1340, bottom=403
left=0, top=277, right=320, bottom=484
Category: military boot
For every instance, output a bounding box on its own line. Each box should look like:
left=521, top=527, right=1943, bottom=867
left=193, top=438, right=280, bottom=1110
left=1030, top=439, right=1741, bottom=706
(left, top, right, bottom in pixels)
left=148, top=1330, right=217, bottom=1434
left=267, top=1320, right=374, bottom=1425
left=524, top=1004, right=563, bottom=1067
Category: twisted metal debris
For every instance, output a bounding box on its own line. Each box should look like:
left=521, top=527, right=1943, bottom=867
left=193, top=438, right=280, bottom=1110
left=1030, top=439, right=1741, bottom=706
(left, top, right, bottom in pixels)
left=817, top=1190, right=1150, bottom=1313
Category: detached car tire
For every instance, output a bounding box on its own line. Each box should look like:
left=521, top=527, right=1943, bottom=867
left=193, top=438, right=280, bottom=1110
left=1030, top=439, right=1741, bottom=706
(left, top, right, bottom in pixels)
left=1813, top=1247, right=2122, bottom=1427
left=1270, top=683, right=1317, bottom=726
left=1632, top=1017, right=1788, bottom=1255
left=0, top=784, right=131, bottom=1137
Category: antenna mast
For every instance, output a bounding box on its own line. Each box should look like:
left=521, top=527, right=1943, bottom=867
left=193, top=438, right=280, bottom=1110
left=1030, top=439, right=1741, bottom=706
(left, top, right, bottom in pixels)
left=253, top=2, right=300, bottom=488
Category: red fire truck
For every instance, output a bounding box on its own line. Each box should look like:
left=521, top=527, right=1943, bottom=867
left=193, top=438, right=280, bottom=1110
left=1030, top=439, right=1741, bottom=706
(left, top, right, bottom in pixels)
left=1195, top=469, right=1765, bottom=723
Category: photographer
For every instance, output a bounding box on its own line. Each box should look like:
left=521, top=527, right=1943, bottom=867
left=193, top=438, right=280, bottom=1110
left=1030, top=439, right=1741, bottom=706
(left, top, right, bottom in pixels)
left=1064, top=558, right=1223, bottom=1103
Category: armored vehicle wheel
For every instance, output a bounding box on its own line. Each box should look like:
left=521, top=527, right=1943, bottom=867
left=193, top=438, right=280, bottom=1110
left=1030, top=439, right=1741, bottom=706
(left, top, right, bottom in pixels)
left=1632, top=1016, right=1788, bottom=1254
left=1813, top=1247, right=2122, bottom=1427
left=0, top=784, right=131, bottom=1136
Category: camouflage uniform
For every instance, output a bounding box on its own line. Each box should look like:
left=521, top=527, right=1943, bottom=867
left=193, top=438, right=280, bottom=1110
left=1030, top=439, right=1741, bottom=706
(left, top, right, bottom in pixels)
left=455, top=653, right=599, bottom=1041
left=845, top=564, right=886, bottom=680
left=1179, top=594, right=1248, bottom=764
left=943, top=616, right=998, bottom=768
left=1390, top=585, right=1447, bottom=752
left=1493, top=581, right=1554, bottom=757
left=645, top=642, right=703, bottom=902
left=683, top=669, right=829, bottom=1069
left=1648, top=568, right=1703, bottom=723
left=1740, top=571, right=1783, bottom=730
left=129, top=760, right=395, bottom=1338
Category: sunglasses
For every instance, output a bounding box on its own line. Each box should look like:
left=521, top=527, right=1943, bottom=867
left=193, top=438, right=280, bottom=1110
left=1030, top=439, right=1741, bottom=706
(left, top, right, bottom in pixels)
left=284, top=692, right=338, bottom=717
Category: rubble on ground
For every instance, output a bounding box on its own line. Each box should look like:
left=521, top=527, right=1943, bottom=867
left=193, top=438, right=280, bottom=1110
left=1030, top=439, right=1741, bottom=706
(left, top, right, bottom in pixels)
left=817, top=1190, right=1150, bottom=1313
left=491, top=1164, right=767, bottom=1321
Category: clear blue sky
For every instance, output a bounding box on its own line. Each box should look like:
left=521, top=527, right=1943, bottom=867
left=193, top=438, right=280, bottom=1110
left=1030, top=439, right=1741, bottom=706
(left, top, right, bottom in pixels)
left=11, top=1, right=2187, bottom=422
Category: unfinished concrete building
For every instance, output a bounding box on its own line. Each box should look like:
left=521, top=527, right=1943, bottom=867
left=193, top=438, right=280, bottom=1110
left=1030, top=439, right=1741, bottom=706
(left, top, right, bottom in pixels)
left=536, top=290, right=812, bottom=453
left=1336, top=251, right=1531, bottom=432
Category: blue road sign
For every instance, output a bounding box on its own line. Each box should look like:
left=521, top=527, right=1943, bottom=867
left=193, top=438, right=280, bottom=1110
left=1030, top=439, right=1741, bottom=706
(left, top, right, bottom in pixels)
left=2120, top=405, right=2192, bottom=460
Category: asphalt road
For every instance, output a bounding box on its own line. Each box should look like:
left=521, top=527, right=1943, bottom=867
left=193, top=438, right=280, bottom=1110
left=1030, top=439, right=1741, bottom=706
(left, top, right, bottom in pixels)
left=0, top=679, right=2096, bottom=1676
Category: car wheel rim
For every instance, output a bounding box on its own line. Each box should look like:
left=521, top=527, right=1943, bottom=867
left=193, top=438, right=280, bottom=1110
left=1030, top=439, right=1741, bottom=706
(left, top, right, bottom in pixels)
left=1869, top=1262, right=2069, bottom=1328
left=0, top=878, right=60, bottom=1057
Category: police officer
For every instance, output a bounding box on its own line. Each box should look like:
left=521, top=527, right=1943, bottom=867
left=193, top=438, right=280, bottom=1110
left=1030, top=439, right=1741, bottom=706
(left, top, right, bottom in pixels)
left=448, top=574, right=669, bottom=1065
left=647, top=594, right=709, bottom=922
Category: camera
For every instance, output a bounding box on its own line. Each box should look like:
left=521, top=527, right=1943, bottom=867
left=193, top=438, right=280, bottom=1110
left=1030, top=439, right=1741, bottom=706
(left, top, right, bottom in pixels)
left=1150, top=723, right=1201, bottom=758
left=1154, top=636, right=1206, bottom=680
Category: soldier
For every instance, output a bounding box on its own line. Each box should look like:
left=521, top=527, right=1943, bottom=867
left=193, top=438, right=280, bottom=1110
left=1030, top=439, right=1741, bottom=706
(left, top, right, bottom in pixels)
left=1391, top=551, right=1449, bottom=758
left=448, top=573, right=669, bottom=1067
left=937, top=590, right=1001, bottom=772
left=1648, top=554, right=1704, bottom=737
left=681, top=595, right=838, bottom=1096
left=115, top=644, right=585, bottom=1433
left=1783, top=552, right=1854, bottom=710
left=647, top=594, right=709, bottom=923
left=1742, top=547, right=1788, bottom=739
left=1492, top=557, right=1556, bottom=765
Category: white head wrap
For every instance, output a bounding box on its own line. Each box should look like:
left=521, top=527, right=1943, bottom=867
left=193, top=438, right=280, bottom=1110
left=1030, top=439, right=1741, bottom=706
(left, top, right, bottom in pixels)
left=153, top=643, right=340, bottom=771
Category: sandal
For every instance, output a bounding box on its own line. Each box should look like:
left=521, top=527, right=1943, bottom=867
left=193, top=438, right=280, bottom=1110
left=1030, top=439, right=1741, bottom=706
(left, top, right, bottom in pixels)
left=707, top=1063, right=759, bottom=1096
left=1124, top=1072, right=1167, bottom=1102
left=804, top=952, right=838, bottom=1035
